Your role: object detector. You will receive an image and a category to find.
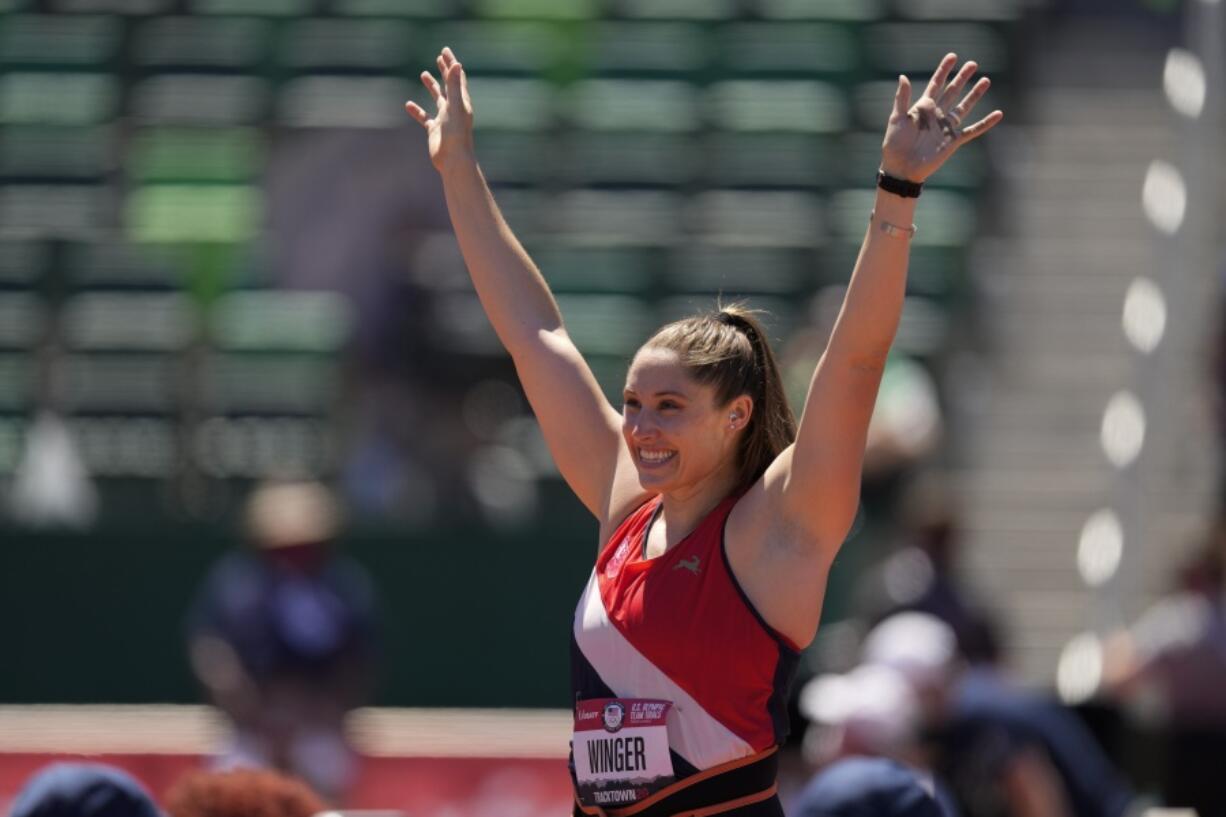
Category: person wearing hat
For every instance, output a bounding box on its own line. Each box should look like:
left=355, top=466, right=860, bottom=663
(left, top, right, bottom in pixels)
left=185, top=480, right=380, bottom=803
left=793, top=757, right=953, bottom=817
left=9, top=763, right=162, bottom=817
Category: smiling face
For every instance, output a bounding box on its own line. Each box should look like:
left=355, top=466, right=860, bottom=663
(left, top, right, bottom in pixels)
left=622, top=346, right=748, bottom=497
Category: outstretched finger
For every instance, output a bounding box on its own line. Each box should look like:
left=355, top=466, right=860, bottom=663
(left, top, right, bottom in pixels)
left=404, top=100, right=430, bottom=127
left=924, top=52, right=957, bottom=100
left=959, top=109, right=1004, bottom=143
left=445, top=60, right=464, bottom=102
left=938, top=61, right=977, bottom=111
left=421, top=70, right=444, bottom=105
left=952, top=76, right=991, bottom=121
left=441, top=46, right=457, bottom=68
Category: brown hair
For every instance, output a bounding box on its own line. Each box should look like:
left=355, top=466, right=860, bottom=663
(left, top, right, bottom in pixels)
left=164, top=769, right=328, bottom=817
left=641, top=304, right=796, bottom=491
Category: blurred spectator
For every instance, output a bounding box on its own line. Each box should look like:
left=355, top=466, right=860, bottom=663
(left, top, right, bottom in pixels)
left=1105, top=514, right=1226, bottom=727
left=857, top=473, right=1003, bottom=665
left=1103, top=515, right=1226, bottom=815
left=864, top=613, right=1134, bottom=817
left=186, top=481, right=379, bottom=802
left=793, top=757, right=953, bottom=817
left=9, top=763, right=161, bottom=817
left=164, top=769, right=326, bottom=817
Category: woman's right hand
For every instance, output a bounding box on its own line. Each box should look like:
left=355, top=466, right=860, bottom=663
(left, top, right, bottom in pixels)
left=405, top=47, right=474, bottom=173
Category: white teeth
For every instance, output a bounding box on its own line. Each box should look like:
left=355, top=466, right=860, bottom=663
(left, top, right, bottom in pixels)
left=639, top=449, right=675, bottom=463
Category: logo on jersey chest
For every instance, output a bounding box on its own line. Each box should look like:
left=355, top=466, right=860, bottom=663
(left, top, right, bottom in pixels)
left=605, top=537, right=632, bottom=579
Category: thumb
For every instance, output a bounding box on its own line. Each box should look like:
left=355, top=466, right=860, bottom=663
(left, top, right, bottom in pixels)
left=892, top=74, right=911, bottom=119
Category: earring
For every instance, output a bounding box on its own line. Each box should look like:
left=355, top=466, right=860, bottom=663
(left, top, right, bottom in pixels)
left=729, top=412, right=738, bottom=429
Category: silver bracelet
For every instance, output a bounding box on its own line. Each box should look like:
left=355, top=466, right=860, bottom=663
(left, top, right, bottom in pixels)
left=869, top=209, right=917, bottom=240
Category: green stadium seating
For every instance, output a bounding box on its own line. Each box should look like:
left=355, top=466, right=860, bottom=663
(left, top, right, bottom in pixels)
left=190, top=0, right=314, bottom=16
left=0, top=185, right=109, bottom=235
left=50, top=0, right=170, bottom=12
left=704, top=133, right=843, bottom=189
left=0, top=292, right=44, bottom=348
left=0, top=125, right=113, bottom=181
left=898, top=0, right=1021, bottom=22
left=130, top=16, right=271, bottom=70
left=204, top=353, right=338, bottom=413
left=331, top=0, right=460, bottom=18
left=0, top=14, right=122, bottom=68
left=564, top=79, right=700, bottom=132
left=754, top=0, right=885, bottom=21
left=126, top=184, right=262, bottom=243
left=474, top=132, right=557, bottom=185
left=560, top=132, right=697, bottom=187
left=617, top=0, right=737, bottom=20
left=863, top=22, right=1009, bottom=74
left=0, top=355, right=33, bottom=413
left=550, top=190, right=683, bottom=246
left=580, top=22, right=708, bottom=78
left=278, top=18, right=413, bottom=73
left=277, top=75, right=411, bottom=127
left=468, top=77, right=557, bottom=130
left=127, top=127, right=264, bottom=184
left=61, top=352, right=177, bottom=413
left=685, top=191, right=826, bottom=248
left=63, top=238, right=181, bottom=290
left=707, top=80, right=850, bottom=133
left=0, top=73, right=118, bottom=125
left=0, top=239, right=45, bottom=286
left=128, top=75, right=269, bottom=124
left=717, top=23, right=861, bottom=78
left=664, top=245, right=819, bottom=296
left=62, top=292, right=193, bottom=350
left=209, top=290, right=352, bottom=352
left=556, top=294, right=657, bottom=356
left=473, top=0, right=600, bottom=20
left=532, top=244, right=658, bottom=294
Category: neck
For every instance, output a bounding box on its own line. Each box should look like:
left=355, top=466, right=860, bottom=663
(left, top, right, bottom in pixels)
left=655, top=466, right=740, bottom=548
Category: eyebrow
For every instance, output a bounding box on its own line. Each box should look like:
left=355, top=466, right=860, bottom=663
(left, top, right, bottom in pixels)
left=623, top=389, right=689, bottom=399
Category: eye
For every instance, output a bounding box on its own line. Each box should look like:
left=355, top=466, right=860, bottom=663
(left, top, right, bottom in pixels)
left=659, top=400, right=681, bottom=411
left=623, top=397, right=640, bottom=410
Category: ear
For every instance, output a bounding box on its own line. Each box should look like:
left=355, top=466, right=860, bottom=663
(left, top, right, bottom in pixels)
left=727, top=395, right=754, bottom=431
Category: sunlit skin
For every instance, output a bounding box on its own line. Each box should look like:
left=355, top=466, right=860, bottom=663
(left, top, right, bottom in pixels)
left=622, top=348, right=753, bottom=558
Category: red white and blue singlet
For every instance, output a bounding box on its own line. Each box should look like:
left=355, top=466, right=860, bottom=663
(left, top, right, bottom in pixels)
left=570, top=492, right=801, bottom=803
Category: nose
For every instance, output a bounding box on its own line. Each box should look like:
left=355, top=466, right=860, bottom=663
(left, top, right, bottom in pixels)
left=627, top=410, right=659, bottom=441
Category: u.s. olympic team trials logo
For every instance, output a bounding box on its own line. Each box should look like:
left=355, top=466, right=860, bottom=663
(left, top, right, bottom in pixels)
left=602, top=701, right=625, bottom=733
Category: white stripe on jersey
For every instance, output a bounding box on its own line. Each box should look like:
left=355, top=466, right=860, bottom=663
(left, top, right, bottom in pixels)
left=573, top=570, right=755, bottom=770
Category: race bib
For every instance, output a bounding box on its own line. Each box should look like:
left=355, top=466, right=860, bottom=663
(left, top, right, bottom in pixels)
left=573, top=698, right=675, bottom=808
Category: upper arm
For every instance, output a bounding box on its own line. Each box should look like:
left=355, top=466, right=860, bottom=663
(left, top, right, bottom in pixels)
left=509, top=327, right=635, bottom=520
left=766, top=349, right=886, bottom=549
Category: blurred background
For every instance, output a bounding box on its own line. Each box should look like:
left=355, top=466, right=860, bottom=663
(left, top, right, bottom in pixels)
left=0, top=0, right=1221, bottom=814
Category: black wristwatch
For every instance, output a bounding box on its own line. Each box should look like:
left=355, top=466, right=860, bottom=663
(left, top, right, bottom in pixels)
left=877, top=170, right=923, bottom=198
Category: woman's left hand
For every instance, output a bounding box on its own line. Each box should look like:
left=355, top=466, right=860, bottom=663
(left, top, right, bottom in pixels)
left=880, top=53, right=1003, bottom=183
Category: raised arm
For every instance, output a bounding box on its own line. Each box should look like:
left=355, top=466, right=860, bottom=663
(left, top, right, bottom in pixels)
left=772, top=54, right=1003, bottom=547
left=405, top=49, right=631, bottom=519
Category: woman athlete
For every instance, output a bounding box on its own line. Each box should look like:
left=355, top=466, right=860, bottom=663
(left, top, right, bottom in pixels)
left=406, top=47, right=1002, bottom=817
